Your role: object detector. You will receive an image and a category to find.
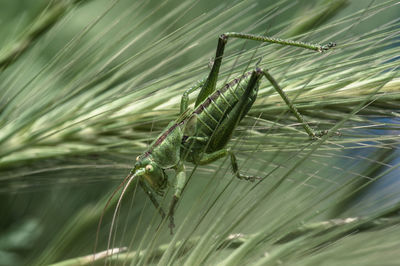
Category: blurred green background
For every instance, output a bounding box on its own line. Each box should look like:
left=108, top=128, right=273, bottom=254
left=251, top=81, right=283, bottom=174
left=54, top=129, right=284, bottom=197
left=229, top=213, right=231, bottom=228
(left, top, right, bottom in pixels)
left=0, top=0, right=399, bottom=265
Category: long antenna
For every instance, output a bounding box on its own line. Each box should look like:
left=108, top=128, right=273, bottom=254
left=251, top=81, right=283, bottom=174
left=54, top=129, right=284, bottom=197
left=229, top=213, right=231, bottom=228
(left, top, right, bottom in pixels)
left=106, top=169, right=145, bottom=258
left=93, top=171, right=132, bottom=262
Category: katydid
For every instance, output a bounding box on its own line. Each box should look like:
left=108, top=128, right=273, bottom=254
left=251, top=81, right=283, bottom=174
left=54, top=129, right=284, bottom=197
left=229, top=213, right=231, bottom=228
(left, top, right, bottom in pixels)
left=110, top=32, right=335, bottom=234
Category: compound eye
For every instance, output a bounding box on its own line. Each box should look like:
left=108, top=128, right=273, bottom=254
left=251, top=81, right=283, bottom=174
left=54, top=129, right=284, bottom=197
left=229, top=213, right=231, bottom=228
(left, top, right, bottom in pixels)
left=145, top=164, right=153, bottom=172
left=136, top=156, right=140, bottom=161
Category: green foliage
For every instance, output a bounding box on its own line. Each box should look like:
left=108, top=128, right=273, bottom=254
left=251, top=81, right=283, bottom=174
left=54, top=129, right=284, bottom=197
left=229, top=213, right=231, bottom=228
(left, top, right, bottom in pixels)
left=0, top=0, right=399, bottom=265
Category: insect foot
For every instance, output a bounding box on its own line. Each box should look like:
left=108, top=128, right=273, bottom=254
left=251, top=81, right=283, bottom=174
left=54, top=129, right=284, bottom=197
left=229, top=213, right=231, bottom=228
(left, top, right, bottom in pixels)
left=239, top=174, right=262, bottom=182
left=228, top=151, right=261, bottom=182
left=316, top=130, right=329, bottom=137
left=319, top=42, right=336, bottom=52
left=310, top=129, right=341, bottom=140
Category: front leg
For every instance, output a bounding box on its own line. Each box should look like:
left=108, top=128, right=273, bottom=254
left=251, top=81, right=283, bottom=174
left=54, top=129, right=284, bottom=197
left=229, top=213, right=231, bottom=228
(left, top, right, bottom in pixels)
left=168, top=163, right=186, bottom=234
left=139, top=181, right=166, bottom=219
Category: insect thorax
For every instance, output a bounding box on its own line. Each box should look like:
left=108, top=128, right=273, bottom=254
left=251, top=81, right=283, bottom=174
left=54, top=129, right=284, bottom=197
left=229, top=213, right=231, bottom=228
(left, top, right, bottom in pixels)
left=145, top=121, right=184, bottom=169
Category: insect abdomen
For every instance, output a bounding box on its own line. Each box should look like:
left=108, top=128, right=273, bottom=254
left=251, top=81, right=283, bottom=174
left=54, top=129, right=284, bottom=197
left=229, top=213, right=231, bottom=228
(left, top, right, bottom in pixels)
left=194, top=71, right=257, bottom=137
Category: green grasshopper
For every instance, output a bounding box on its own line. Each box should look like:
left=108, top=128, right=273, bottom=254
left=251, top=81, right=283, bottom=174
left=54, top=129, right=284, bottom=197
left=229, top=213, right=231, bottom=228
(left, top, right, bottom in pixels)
left=111, top=32, right=335, bottom=233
